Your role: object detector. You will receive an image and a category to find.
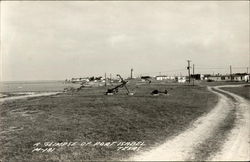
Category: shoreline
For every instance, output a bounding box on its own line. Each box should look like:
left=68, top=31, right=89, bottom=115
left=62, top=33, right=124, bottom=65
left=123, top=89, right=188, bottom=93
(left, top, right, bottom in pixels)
left=0, top=92, right=61, bottom=102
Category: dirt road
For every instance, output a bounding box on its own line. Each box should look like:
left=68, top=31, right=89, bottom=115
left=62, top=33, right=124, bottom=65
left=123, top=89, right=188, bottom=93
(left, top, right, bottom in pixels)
left=130, top=85, right=250, bottom=161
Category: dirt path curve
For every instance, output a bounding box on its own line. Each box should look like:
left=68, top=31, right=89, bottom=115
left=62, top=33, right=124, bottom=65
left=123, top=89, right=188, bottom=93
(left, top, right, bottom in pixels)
left=210, top=85, right=250, bottom=161
left=129, top=85, right=250, bottom=161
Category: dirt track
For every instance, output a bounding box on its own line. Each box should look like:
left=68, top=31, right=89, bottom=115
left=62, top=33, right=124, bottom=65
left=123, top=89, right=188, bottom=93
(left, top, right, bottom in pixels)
left=130, top=85, right=250, bottom=161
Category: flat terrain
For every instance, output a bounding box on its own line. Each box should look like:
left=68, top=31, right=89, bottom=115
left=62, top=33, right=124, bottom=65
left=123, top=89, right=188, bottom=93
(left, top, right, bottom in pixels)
left=220, top=85, right=250, bottom=99
left=210, top=85, right=250, bottom=161
left=0, top=82, right=217, bottom=161
left=130, top=84, right=250, bottom=161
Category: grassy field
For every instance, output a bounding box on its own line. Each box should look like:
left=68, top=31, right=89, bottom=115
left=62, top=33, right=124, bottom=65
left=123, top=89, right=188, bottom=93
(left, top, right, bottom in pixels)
left=0, top=82, right=218, bottom=161
left=198, top=80, right=247, bottom=87
left=220, top=85, right=250, bottom=99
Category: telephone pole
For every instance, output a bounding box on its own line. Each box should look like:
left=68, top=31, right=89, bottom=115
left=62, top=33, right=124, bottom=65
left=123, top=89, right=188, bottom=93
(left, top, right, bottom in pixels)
left=230, top=65, right=232, bottom=81
left=105, top=73, right=107, bottom=87
left=187, top=60, right=191, bottom=83
left=192, top=64, right=195, bottom=86
left=131, top=68, right=133, bottom=79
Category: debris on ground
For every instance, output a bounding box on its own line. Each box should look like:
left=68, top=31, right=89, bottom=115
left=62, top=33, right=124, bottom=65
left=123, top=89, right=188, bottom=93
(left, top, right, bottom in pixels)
left=151, top=89, right=168, bottom=96
left=105, top=74, right=135, bottom=96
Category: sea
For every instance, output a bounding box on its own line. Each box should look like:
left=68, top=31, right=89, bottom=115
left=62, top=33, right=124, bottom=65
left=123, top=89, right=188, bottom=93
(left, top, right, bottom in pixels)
left=0, top=80, right=81, bottom=100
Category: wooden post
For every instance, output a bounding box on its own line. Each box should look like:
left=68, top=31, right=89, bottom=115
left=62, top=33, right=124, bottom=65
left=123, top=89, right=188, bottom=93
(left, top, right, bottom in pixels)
left=105, top=73, right=107, bottom=87
left=187, top=60, right=191, bottom=83
left=230, top=65, right=232, bottom=81
left=192, top=64, right=195, bottom=86
left=131, top=68, right=133, bottom=79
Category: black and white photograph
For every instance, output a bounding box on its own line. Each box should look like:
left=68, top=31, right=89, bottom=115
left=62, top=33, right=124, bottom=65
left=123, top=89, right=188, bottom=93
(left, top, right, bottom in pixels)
left=0, top=0, right=249, bottom=161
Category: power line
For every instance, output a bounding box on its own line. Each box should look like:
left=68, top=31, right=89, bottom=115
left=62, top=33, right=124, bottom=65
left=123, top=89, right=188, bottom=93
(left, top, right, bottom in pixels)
left=231, top=67, right=249, bottom=69
left=195, top=66, right=248, bottom=69
left=137, top=68, right=186, bottom=76
left=135, top=65, right=248, bottom=77
left=196, top=67, right=227, bottom=69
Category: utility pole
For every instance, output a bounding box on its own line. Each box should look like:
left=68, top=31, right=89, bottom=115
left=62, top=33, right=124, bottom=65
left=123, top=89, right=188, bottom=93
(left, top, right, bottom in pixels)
left=131, top=68, right=133, bottom=79
left=247, top=67, right=248, bottom=74
left=105, top=73, right=107, bottom=87
left=109, top=73, right=113, bottom=86
left=187, top=60, right=191, bottom=83
left=249, top=52, right=250, bottom=75
left=230, top=65, right=232, bottom=81
left=192, top=64, right=195, bottom=86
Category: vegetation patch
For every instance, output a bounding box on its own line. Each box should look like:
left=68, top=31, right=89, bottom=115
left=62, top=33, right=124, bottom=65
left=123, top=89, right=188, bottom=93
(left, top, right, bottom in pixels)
left=0, top=83, right=218, bottom=161
left=221, top=86, right=250, bottom=99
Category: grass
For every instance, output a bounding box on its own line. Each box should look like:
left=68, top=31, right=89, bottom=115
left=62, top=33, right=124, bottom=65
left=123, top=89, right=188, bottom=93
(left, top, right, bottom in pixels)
left=220, top=85, right=250, bottom=100
left=0, top=82, right=218, bottom=161
left=198, top=80, right=247, bottom=87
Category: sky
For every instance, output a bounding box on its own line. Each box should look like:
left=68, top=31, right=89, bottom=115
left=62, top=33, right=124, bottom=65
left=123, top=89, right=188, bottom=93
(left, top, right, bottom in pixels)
left=1, top=1, right=249, bottom=81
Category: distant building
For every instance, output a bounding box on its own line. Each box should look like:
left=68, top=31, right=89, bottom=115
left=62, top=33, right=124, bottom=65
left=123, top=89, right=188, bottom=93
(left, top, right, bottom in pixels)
left=207, top=76, right=223, bottom=81
left=232, top=73, right=248, bottom=82
left=141, top=76, right=151, bottom=82
left=202, top=74, right=211, bottom=80
left=71, top=78, right=84, bottom=83
left=204, top=73, right=248, bottom=82
left=166, top=76, right=176, bottom=80
left=191, top=74, right=201, bottom=80
left=244, top=74, right=249, bottom=82
left=155, top=75, right=168, bottom=81
left=178, top=76, right=186, bottom=83
left=221, top=75, right=231, bottom=81
left=155, top=75, right=176, bottom=82
left=141, top=76, right=151, bottom=79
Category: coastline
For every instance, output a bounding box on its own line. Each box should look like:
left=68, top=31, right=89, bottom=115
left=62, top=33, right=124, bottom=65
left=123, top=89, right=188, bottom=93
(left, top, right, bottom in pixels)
left=0, top=92, right=61, bottom=102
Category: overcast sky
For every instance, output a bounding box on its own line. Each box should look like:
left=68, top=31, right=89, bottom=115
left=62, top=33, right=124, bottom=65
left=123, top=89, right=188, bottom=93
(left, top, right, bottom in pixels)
left=1, top=1, right=249, bottom=81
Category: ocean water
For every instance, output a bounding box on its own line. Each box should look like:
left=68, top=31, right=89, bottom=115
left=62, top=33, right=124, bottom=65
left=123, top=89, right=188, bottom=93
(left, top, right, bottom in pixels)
left=0, top=81, right=81, bottom=98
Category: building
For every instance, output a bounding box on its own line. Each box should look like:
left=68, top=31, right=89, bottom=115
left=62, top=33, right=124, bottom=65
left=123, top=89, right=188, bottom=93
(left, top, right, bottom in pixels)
left=202, top=74, right=211, bottom=80
left=155, top=75, right=168, bottom=81
left=232, top=73, right=248, bottom=82
left=204, top=73, right=248, bottom=82
left=71, top=78, right=85, bottom=83
left=221, top=75, right=231, bottom=81
left=178, top=76, right=186, bottom=83
left=244, top=74, right=249, bottom=82
left=191, top=74, right=201, bottom=80
left=206, top=75, right=222, bottom=81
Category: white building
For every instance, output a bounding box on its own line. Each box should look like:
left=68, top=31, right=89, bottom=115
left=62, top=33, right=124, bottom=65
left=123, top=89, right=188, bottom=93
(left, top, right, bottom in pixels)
left=244, top=75, right=249, bottom=82
left=178, top=76, right=186, bottom=83
left=155, top=75, right=168, bottom=81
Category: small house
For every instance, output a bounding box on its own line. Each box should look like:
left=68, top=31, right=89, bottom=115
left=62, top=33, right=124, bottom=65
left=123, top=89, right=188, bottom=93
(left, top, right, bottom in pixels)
left=155, top=75, right=168, bottom=81
left=178, top=76, right=186, bottom=83
left=232, top=73, right=248, bottom=82
left=207, top=75, right=222, bottom=81
left=244, top=74, right=249, bottom=82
